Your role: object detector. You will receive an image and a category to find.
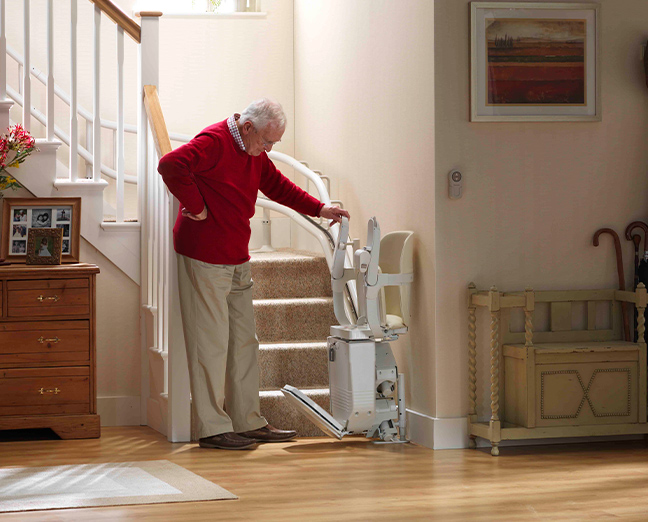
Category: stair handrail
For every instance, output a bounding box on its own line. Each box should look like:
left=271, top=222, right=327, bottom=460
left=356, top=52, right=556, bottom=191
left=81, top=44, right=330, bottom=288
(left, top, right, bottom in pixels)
left=89, top=0, right=141, bottom=43
left=143, top=85, right=172, bottom=158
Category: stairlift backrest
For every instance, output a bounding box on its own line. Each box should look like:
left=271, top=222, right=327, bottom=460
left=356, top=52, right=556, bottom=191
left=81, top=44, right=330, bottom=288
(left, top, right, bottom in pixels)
left=379, top=231, right=414, bottom=327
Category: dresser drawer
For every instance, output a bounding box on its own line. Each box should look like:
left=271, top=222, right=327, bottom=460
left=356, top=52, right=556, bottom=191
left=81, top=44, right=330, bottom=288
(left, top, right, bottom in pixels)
left=7, top=279, right=90, bottom=318
left=0, top=367, right=90, bottom=416
left=0, top=321, right=89, bottom=366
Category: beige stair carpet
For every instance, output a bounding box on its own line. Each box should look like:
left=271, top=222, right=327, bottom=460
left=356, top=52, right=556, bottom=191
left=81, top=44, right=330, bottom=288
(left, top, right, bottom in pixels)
left=251, top=249, right=335, bottom=437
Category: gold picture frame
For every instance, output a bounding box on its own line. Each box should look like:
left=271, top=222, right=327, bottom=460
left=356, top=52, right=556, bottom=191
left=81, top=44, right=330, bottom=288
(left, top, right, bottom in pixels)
left=26, top=227, right=63, bottom=265
left=1, top=197, right=81, bottom=263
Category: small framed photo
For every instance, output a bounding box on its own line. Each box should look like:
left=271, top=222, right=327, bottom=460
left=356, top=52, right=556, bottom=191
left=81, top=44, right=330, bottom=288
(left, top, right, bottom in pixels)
left=1, top=197, right=81, bottom=263
left=470, top=2, right=601, bottom=122
left=26, top=227, right=63, bottom=265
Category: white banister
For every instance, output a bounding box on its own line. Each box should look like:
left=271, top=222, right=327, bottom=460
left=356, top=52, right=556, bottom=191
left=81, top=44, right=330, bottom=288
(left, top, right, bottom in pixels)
left=6, top=83, right=138, bottom=184
left=86, top=119, right=92, bottom=179
left=93, top=4, right=101, bottom=182
left=69, top=0, right=78, bottom=181
left=22, top=0, right=30, bottom=131
left=0, top=0, right=6, bottom=100
left=46, top=0, right=54, bottom=141
left=116, top=25, right=125, bottom=222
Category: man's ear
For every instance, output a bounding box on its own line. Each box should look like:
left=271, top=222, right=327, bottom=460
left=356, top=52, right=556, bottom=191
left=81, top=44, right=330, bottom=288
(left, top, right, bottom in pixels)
left=241, top=121, right=253, bottom=135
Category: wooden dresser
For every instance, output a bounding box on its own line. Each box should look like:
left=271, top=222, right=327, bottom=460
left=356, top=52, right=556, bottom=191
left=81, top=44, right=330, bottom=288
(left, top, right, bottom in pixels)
left=0, top=264, right=100, bottom=439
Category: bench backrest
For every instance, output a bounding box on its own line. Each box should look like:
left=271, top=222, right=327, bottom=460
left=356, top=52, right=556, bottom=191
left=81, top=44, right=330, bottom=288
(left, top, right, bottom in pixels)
left=500, top=289, right=623, bottom=345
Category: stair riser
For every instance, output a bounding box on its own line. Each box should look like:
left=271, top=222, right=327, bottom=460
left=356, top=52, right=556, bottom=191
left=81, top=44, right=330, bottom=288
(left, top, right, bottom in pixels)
left=260, top=390, right=331, bottom=438
left=254, top=301, right=336, bottom=343
left=259, top=346, right=329, bottom=390
left=251, top=259, right=331, bottom=299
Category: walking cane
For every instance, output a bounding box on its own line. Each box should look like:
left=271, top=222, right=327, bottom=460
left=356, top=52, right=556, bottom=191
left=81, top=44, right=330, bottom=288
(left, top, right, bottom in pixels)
left=593, top=228, right=630, bottom=342
left=625, top=221, right=648, bottom=341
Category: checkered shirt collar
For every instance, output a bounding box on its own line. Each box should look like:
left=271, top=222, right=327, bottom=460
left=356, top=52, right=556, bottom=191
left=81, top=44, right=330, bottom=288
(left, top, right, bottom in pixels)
left=227, top=114, right=246, bottom=152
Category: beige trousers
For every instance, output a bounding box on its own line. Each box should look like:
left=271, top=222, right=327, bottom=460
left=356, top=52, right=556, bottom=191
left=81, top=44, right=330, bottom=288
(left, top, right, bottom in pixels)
left=177, top=255, right=267, bottom=439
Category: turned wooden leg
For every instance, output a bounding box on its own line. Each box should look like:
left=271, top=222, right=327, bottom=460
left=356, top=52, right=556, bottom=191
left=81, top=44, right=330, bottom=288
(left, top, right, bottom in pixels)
left=469, top=436, right=477, bottom=450
left=491, top=442, right=500, bottom=456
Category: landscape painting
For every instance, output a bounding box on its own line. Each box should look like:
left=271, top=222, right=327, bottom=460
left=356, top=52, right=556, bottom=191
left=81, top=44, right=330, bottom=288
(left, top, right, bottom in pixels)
left=485, top=18, right=586, bottom=106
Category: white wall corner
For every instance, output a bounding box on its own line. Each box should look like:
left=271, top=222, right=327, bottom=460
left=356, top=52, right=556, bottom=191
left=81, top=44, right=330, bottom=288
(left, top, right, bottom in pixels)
left=97, top=395, right=142, bottom=426
left=407, top=409, right=468, bottom=450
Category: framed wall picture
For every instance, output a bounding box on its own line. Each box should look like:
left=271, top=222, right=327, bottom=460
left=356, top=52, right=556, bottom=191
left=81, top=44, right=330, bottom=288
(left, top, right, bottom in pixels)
left=26, top=227, right=63, bottom=265
left=470, top=2, right=601, bottom=122
left=1, top=197, right=81, bottom=263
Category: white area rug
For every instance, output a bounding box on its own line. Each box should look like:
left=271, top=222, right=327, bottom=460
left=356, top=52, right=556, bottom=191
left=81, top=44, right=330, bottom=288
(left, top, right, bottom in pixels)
left=0, top=460, right=237, bottom=513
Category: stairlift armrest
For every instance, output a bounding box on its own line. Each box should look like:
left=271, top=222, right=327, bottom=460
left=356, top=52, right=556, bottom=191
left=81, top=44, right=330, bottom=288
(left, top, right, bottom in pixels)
left=365, top=273, right=413, bottom=299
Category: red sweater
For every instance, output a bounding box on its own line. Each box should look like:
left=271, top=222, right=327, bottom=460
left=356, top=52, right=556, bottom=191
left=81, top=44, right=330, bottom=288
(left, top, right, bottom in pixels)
left=158, top=119, right=324, bottom=265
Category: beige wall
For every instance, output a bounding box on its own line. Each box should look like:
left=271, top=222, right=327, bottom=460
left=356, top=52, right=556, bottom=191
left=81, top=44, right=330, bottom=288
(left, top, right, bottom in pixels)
left=80, top=239, right=141, bottom=418
left=296, top=0, right=648, bottom=447
left=435, top=0, right=648, bottom=428
left=294, top=1, right=436, bottom=420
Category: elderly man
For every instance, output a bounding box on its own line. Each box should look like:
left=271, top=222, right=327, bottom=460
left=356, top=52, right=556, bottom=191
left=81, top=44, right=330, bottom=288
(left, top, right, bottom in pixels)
left=158, top=99, right=349, bottom=450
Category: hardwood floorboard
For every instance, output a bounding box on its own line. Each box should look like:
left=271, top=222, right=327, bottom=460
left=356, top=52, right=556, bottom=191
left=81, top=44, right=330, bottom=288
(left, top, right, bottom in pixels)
left=1, top=427, right=648, bottom=520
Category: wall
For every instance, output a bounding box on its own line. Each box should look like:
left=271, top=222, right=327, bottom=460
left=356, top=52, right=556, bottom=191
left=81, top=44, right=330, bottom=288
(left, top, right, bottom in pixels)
left=434, top=0, right=648, bottom=445
left=155, top=0, right=297, bottom=248
left=294, top=0, right=437, bottom=446
left=80, top=239, right=141, bottom=425
left=295, top=0, right=648, bottom=449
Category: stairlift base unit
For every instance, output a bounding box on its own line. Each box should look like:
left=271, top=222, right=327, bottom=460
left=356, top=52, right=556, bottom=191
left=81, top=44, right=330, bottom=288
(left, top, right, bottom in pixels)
left=281, top=338, right=401, bottom=441
left=281, top=216, right=412, bottom=443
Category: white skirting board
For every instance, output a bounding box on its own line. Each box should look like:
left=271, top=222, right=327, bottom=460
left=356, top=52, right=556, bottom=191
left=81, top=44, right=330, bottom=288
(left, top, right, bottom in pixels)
left=406, top=411, right=645, bottom=450
left=97, top=396, right=141, bottom=426
left=406, top=409, right=468, bottom=450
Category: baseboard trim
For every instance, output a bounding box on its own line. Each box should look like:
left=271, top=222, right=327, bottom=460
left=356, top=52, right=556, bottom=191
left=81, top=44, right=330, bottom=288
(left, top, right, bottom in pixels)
left=406, top=410, right=468, bottom=450
left=97, top=395, right=141, bottom=426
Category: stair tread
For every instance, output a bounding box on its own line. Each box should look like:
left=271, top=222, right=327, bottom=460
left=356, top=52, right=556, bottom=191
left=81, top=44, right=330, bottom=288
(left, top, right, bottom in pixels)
left=254, top=297, right=333, bottom=305
left=260, top=341, right=328, bottom=349
left=250, top=248, right=326, bottom=262
left=261, top=388, right=329, bottom=396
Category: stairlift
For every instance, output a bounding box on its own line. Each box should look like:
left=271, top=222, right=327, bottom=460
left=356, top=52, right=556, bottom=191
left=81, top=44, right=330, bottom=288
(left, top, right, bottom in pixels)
left=281, top=217, right=414, bottom=442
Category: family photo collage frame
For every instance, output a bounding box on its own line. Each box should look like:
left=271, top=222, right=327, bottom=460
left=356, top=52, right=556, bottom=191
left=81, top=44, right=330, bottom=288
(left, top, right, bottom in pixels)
left=1, top=197, right=81, bottom=265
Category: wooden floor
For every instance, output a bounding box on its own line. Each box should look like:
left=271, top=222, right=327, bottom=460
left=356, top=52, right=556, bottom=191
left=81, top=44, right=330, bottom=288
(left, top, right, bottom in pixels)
left=1, top=427, right=648, bottom=521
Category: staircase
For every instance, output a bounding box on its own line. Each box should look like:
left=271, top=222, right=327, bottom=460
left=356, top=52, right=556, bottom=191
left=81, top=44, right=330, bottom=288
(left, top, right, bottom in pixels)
left=251, top=249, right=335, bottom=436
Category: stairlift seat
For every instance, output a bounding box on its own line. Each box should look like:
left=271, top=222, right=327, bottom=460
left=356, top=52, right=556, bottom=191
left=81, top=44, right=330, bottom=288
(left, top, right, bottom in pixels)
left=378, top=230, right=414, bottom=330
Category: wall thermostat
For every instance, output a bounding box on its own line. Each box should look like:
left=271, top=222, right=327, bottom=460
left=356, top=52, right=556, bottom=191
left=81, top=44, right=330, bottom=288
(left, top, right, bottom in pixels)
left=448, top=169, right=463, bottom=199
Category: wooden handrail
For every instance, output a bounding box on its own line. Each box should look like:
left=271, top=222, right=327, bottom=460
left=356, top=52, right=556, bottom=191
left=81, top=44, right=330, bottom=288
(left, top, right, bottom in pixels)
left=143, top=85, right=172, bottom=158
left=89, top=0, right=141, bottom=43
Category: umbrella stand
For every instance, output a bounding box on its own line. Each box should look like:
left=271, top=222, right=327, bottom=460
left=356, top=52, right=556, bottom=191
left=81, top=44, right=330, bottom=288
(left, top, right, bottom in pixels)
left=593, top=228, right=630, bottom=342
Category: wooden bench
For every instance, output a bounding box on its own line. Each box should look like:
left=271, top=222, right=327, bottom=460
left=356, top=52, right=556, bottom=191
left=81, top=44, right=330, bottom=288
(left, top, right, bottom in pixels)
left=468, top=284, right=648, bottom=455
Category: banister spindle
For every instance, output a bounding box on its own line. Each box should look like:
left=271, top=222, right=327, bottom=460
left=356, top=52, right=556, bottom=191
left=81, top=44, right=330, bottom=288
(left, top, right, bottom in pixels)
left=116, top=25, right=125, bottom=222
left=0, top=0, right=6, bottom=100
left=93, top=4, right=101, bottom=182
left=69, top=0, right=78, bottom=181
left=46, top=0, right=54, bottom=141
left=22, top=0, right=30, bottom=131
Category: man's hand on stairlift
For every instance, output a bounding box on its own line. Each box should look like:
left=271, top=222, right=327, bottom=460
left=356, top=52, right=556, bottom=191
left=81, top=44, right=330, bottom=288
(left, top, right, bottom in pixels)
left=182, top=206, right=208, bottom=221
left=319, top=205, right=350, bottom=225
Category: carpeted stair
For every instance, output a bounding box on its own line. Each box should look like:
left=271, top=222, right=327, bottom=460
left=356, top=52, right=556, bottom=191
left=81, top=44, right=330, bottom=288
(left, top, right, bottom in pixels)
left=251, top=249, right=335, bottom=437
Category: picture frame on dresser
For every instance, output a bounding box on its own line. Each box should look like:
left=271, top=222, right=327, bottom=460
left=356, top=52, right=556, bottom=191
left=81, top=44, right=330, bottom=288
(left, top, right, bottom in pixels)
left=470, top=2, right=601, bottom=122
left=1, top=197, right=81, bottom=264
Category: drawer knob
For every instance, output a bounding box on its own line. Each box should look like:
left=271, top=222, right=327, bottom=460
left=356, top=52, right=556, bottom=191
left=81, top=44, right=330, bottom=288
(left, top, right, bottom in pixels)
left=37, top=336, right=61, bottom=344
left=37, top=295, right=60, bottom=303
left=38, top=387, right=61, bottom=395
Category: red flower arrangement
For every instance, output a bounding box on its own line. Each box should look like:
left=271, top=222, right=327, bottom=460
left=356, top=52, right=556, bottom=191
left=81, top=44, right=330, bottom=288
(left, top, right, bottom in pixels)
left=0, top=124, right=38, bottom=193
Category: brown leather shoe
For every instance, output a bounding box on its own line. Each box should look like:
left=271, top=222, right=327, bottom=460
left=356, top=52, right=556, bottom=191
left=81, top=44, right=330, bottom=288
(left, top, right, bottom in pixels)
left=198, top=432, right=258, bottom=450
left=238, top=424, right=297, bottom=442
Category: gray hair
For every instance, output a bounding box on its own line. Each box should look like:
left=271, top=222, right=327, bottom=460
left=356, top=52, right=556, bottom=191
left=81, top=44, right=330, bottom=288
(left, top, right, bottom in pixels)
left=239, top=98, right=286, bottom=130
